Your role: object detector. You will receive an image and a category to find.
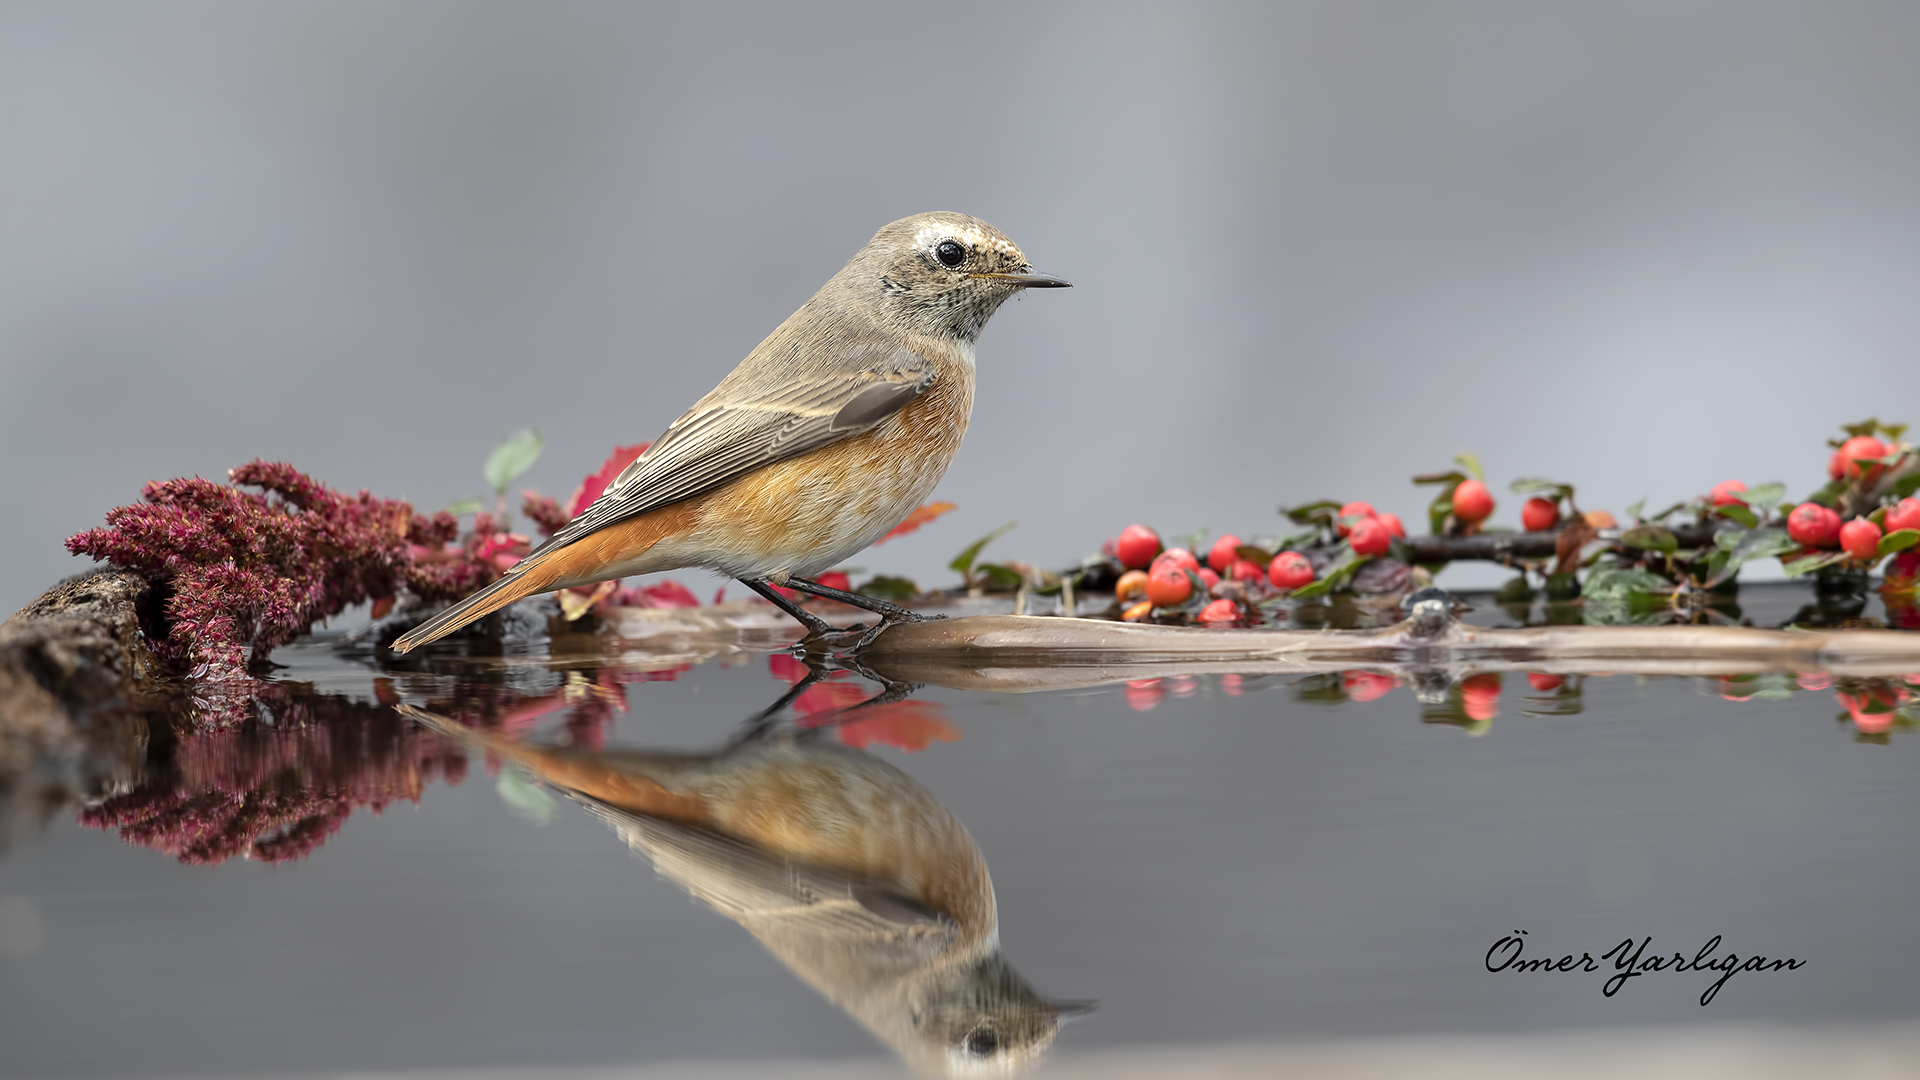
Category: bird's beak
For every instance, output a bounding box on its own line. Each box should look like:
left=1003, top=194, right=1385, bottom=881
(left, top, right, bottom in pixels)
left=973, top=270, right=1073, bottom=288
left=1049, top=998, right=1100, bottom=1023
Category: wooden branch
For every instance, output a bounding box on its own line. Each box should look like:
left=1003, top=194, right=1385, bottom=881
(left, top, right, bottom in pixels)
left=0, top=568, right=159, bottom=837
left=1398, top=521, right=1719, bottom=565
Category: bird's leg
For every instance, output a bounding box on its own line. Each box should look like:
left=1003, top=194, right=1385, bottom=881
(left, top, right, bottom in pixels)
left=724, top=655, right=834, bottom=748
left=792, top=673, right=927, bottom=743
left=740, top=578, right=879, bottom=655
left=784, top=576, right=945, bottom=623
left=739, top=578, right=843, bottom=636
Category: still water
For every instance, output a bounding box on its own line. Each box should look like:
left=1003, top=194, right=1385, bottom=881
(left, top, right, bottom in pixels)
left=2, top=585, right=1919, bottom=1077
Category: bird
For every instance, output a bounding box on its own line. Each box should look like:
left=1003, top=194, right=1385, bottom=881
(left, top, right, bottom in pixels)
left=395, top=699, right=1090, bottom=1076
left=391, top=212, right=1069, bottom=654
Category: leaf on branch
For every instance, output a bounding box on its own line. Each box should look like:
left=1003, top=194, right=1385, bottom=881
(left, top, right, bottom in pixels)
left=950, top=521, right=1017, bottom=578
left=1281, top=500, right=1343, bottom=526
left=1704, top=528, right=1797, bottom=587
left=858, top=575, right=921, bottom=601
left=1620, top=524, right=1678, bottom=554
left=1715, top=504, right=1759, bottom=528
left=1783, top=551, right=1846, bottom=578
left=1581, top=566, right=1673, bottom=601
left=975, top=563, right=1025, bottom=593
left=1880, top=529, right=1920, bottom=558
left=484, top=430, right=543, bottom=497
left=1290, top=543, right=1367, bottom=600
left=874, top=501, right=957, bottom=545
left=443, top=498, right=484, bottom=517
left=1511, top=477, right=1576, bottom=502
left=1453, top=451, right=1485, bottom=481
left=1236, top=543, right=1275, bottom=565
left=1741, top=482, right=1787, bottom=514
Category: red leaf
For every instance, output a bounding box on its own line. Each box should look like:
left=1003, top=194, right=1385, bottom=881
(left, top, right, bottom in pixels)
left=873, top=501, right=957, bottom=546
left=627, top=579, right=700, bottom=609
left=567, top=443, right=650, bottom=518
left=833, top=702, right=960, bottom=752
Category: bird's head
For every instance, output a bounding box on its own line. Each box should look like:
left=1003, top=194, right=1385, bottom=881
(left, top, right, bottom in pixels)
left=840, top=212, right=1070, bottom=344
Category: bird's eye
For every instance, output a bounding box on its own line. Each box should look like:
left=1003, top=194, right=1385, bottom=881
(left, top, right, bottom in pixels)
left=935, top=240, right=966, bottom=268
left=965, top=1029, right=1000, bottom=1057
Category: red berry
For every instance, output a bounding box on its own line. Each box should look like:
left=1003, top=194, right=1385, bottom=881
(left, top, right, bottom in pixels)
left=1207, top=534, right=1244, bottom=573
left=816, top=570, right=852, bottom=592
left=1197, top=567, right=1221, bottom=591
left=1229, top=558, right=1264, bottom=583
left=1124, top=679, right=1164, bottom=711
left=1840, top=518, right=1882, bottom=560
left=1886, top=497, right=1920, bottom=536
left=1521, top=497, right=1560, bottom=532
left=1787, top=503, right=1843, bottom=547
left=1839, top=436, right=1889, bottom=481
left=1115, top=524, right=1161, bottom=569
left=1268, top=551, right=1314, bottom=590
left=1828, top=450, right=1847, bottom=480
left=1527, top=672, right=1565, bottom=692
left=1152, top=547, right=1200, bottom=576
left=1376, top=512, right=1407, bottom=539
left=1115, top=569, right=1150, bottom=603
left=1337, top=501, right=1375, bottom=536
left=1709, top=479, right=1747, bottom=507
left=1452, top=480, right=1495, bottom=523
left=1146, top=563, right=1193, bottom=607
left=1198, top=598, right=1241, bottom=625
left=1349, top=516, right=1391, bottom=556
left=1459, top=672, right=1502, bottom=721
left=1343, top=670, right=1396, bottom=702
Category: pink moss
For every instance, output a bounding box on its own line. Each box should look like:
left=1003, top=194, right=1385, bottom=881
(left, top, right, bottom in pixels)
left=65, top=461, right=516, bottom=681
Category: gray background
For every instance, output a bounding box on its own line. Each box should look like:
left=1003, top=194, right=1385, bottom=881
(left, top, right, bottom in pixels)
left=5, top=1, right=1920, bottom=613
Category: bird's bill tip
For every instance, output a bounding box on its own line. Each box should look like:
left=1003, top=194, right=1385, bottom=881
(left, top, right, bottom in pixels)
left=974, top=270, right=1072, bottom=288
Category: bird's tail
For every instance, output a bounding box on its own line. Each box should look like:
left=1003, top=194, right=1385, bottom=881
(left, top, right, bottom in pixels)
left=390, top=552, right=566, bottom=654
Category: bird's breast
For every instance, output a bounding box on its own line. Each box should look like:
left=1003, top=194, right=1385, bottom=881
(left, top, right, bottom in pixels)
left=654, top=355, right=975, bottom=579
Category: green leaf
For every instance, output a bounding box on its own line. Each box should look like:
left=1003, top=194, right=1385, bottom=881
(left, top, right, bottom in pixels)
left=496, top=769, right=557, bottom=825
left=1741, top=482, right=1786, bottom=514
left=1623, top=498, right=1646, bottom=523
left=1235, top=544, right=1274, bottom=566
left=1411, top=470, right=1468, bottom=487
left=975, top=563, right=1025, bottom=593
left=1511, top=477, right=1576, bottom=502
left=950, top=520, right=1017, bottom=576
left=1880, top=529, right=1920, bottom=557
left=1782, top=551, right=1846, bottom=578
left=1620, top=524, right=1678, bottom=554
left=1715, top=504, right=1758, bottom=528
left=1453, top=451, right=1484, bottom=481
left=1581, top=566, right=1673, bottom=601
left=857, top=575, right=920, bottom=601
left=483, top=430, right=544, bottom=497
left=1281, top=500, right=1343, bottom=526
left=1705, top=528, right=1797, bottom=587
left=1891, top=472, right=1920, bottom=500
left=443, top=498, right=484, bottom=517
left=1290, top=544, right=1368, bottom=600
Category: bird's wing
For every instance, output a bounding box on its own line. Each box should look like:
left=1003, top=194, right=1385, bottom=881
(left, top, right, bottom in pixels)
left=541, top=338, right=938, bottom=551
left=567, top=791, right=951, bottom=943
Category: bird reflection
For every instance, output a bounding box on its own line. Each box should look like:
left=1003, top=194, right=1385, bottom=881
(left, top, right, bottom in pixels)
left=397, top=665, right=1086, bottom=1077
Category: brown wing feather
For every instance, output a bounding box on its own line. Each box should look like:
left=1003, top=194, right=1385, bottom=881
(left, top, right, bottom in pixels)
left=538, top=337, right=936, bottom=554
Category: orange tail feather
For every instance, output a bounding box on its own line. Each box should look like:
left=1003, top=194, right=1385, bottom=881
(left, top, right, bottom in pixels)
left=389, top=553, right=566, bottom=653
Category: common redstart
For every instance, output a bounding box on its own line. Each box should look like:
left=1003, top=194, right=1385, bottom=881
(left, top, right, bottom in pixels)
left=392, top=213, right=1068, bottom=653
left=396, top=700, right=1089, bottom=1076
